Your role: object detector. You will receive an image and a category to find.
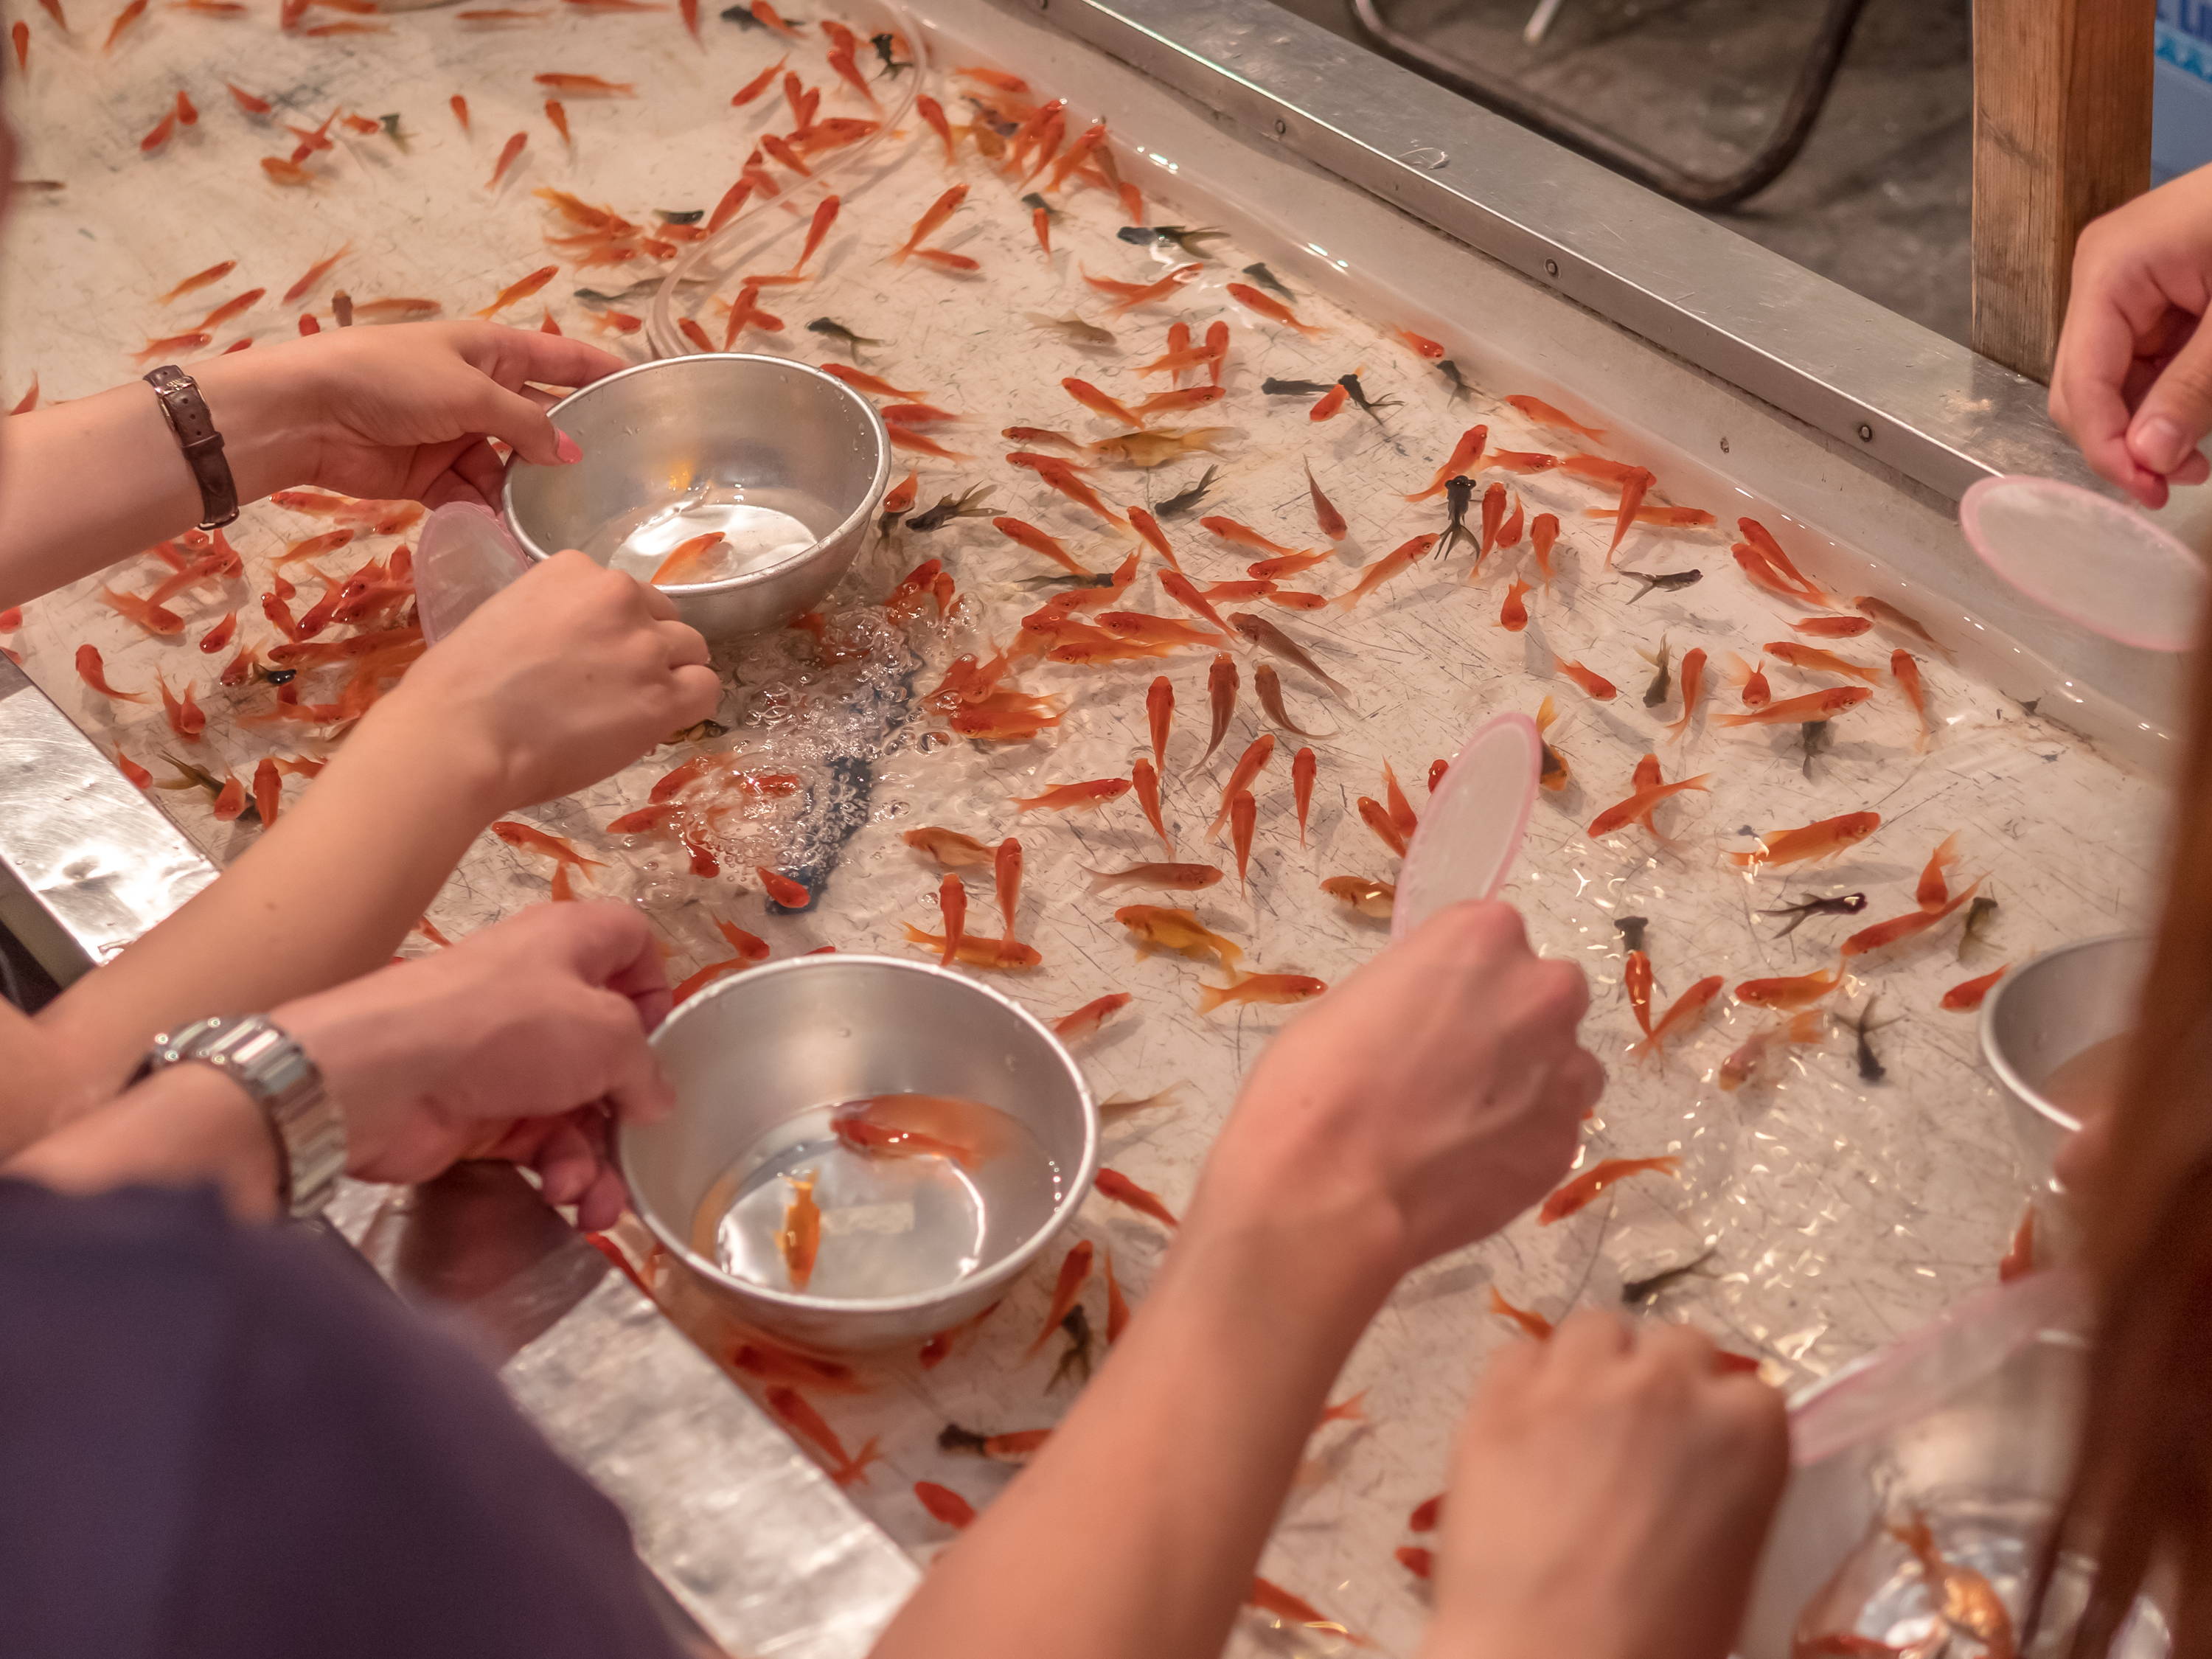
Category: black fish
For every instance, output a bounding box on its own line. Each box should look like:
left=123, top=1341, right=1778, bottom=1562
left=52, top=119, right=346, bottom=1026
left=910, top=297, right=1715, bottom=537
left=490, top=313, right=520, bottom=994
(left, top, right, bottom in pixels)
left=1437, top=358, right=1472, bottom=400
left=1020, top=192, right=1062, bottom=220
left=1242, top=262, right=1294, bottom=300
left=378, top=113, right=407, bottom=150
left=1615, top=916, right=1649, bottom=954
left=159, top=753, right=261, bottom=825
left=1048, top=1305, right=1093, bottom=1390
left=1622, top=1248, right=1716, bottom=1304
left=664, top=717, right=728, bottom=747
left=769, top=660, right=919, bottom=914
left=1758, top=892, right=1868, bottom=937
left=1261, top=376, right=1335, bottom=397
left=907, top=482, right=996, bottom=532
left=806, top=316, right=884, bottom=360
left=1627, top=568, right=1702, bottom=604
left=1851, top=997, right=1887, bottom=1085
left=939, top=1423, right=988, bottom=1455
left=871, top=30, right=910, bottom=75
left=1958, top=894, right=1999, bottom=961
left=1154, top=226, right=1228, bottom=259
left=1800, top=719, right=1832, bottom=779
left=1156, top=464, right=1219, bottom=519
left=1436, top=475, right=1475, bottom=560
left=965, top=97, right=1019, bottom=137
left=1337, top=372, right=1399, bottom=420
left=1641, top=637, right=1672, bottom=709
left=657, top=207, right=705, bottom=225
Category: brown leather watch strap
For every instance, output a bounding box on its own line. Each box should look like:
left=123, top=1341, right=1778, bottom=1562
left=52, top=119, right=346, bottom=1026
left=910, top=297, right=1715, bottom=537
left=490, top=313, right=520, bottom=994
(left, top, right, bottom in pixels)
left=142, top=364, right=240, bottom=529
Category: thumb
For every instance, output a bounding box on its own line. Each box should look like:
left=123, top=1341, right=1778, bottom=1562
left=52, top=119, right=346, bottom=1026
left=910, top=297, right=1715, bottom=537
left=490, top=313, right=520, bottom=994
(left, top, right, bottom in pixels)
left=2127, top=317, right=2212, bottom=478
left=469, top=378, right=582, bottom=468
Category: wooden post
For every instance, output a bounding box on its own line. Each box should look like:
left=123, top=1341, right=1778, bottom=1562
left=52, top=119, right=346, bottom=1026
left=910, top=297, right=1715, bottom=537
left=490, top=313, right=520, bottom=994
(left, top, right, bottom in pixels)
left=1972, top=0, right=2154, bottom=382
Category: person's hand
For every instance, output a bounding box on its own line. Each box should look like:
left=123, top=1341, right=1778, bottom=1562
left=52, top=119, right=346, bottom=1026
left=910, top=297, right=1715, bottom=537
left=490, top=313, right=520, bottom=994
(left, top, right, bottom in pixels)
left=198, top=320, right=626, bottom=509
left=372, top=549, right=722, bottom=813
left=1419, top=1310, right=1789, bottom=1659
left=1192, top=900, right=1601, bottom=1284
left=274, top=902, right=676, bottom=1228
left=2050, top=164, right=2212, bottom=508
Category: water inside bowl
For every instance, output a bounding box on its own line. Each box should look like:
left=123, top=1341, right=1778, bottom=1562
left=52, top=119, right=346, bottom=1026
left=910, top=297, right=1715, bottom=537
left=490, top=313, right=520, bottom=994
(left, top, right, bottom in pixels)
left=588, top=480, right=843, bottom=586
left=690, top=1100, right=1067, bottom=1301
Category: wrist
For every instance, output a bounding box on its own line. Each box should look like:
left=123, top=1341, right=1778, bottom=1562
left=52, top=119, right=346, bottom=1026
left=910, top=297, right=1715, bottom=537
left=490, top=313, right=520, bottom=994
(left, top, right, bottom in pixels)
left=1175, top=1164, right=1404, bottom=1337
left=347, top=680, right=515, bottom=824
left=190, top=341, right=327, bottom=503
left=274, top=979, right=441, bottom=1177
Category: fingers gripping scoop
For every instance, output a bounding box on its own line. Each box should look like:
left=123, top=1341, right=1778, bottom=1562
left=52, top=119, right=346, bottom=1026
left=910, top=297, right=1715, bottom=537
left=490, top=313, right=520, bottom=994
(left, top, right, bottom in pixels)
left=1392, top=711, right=1541, bottom=940
left=1960, top=475, right=2206, bottom=653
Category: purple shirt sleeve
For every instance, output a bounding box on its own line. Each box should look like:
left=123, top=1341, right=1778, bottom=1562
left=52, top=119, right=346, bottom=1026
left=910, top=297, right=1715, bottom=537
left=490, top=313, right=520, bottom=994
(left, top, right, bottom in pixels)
left=0, top=1179, right=684, bottom=1659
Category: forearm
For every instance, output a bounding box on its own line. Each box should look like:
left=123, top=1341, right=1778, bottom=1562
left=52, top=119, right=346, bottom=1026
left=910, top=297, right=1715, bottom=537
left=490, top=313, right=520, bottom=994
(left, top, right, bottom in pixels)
left=872, top=1202, right=1397, bottom=1659
left=0, top=351, right=313, bottom=607
left=7, top=1057, right=277, bottom=1219
left=19, top=692, right=502, bottom=1142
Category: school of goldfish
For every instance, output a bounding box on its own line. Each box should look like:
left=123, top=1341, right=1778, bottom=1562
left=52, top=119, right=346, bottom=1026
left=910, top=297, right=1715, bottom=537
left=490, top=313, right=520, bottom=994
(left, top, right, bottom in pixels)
left=8, top=4, right=2141, bottom=1648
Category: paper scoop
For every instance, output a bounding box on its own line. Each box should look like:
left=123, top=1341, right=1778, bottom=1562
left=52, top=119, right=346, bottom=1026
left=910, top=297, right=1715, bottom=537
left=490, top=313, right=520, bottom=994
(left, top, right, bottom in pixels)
left=1958, top=473, right=2205, bottom=653
left=415, top=501, right=535, bottom=645
left=1391, top=710, right=1543, bottom=940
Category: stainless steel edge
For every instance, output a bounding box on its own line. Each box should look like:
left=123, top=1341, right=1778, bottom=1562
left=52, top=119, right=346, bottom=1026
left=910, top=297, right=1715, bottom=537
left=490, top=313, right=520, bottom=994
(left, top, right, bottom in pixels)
left=1032, top=0, right=2095, bottom=504
left=0, top=656, right=215, bottom=984
left=0, top=659, right=914, bottom=1658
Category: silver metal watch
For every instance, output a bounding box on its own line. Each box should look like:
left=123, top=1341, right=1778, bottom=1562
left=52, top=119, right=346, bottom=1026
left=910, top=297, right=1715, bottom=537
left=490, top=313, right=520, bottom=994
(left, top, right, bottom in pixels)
left=137, top=1015, right=346, bottom=1217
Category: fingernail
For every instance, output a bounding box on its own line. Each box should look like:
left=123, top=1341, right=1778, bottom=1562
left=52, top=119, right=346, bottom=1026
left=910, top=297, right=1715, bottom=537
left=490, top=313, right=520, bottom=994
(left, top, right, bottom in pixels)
left=2131, top=416, right=2190, bottom=474
left=555, top=431, right=582, bottom=465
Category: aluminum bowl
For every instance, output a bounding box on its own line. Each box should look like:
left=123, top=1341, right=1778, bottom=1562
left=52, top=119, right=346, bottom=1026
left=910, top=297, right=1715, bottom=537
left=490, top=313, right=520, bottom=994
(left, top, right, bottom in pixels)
left=1980, top=932, right=2148, bottom=1192
left=618, top=955, right=1098, bottom=1352
left=501, top=354, right=888, bottom=641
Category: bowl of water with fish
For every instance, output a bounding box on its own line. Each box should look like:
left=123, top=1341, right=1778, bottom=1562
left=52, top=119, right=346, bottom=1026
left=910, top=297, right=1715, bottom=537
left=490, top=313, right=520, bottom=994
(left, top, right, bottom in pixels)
left=619, top=953, right=1098, bottom=1351
left=502, top=352, right=889, bottom=641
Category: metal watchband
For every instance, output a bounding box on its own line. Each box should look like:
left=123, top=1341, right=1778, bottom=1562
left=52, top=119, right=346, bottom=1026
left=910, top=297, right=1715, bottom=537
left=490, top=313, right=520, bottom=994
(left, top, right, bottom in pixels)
left=137, top=1015, right=346, bottom=1217
left=142, top=364, right=241, bottom=530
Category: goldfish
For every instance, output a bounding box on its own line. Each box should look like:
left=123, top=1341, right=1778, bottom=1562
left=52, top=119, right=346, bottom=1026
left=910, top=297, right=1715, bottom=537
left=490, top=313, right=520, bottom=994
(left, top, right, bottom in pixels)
left=1198, top=972, right=1324, bottom=1015
left=1535, top=698, right=1571, bottom=790
left=1557, top=658, right=1618, bottom=700
left=728, top=55, right=787, bottom=107
left=1589, top=504, right=1717, bottom=529
left=132, top=327, right=212, bottom=363
left=486, top=130, right=528, bottom=189
left=1490, top=1285, right=1554, bottom=1340
left=75, top=644, right=144, bottom=703
left=1197, top=515, right=1295, bottom=559
left=901, top=925, right=1040, bottom=970
left=933, top=872, right=966, bottom=968
left=1133, top=386, right=1226, bottom=421
left=1941, top=966, right=2007, bottom=1013
left=1131, top=757, right=1172, bottom=852
left=1498, top=577, right=1531, bottom=632
left=1735, top=966, right=1846, bottom=1011
left=1332, top=532, right=1438, bottom=610
left=1376, top=762, right=1418, bottom=844
left=765, top=1386, right=880, bottom=1486
left=1307, top=383, right=1348, bottom=421
left=102, top=0, right=147, bottom=49
left=1280, top=748, right=1312, bottom=849
left=1321, top=875, right=1393, bottom=919
left=1764, top=641, right=1881, bottom=685
left=1225, top=281, right=1325, bottom=337
left=832, top=1094, right=1006, bottom=1169
left=1624, top=950, right=1655, bottom=1035
left=776, top=1171, right=821, bottom=1290
left=1728, top=812, right=1881, bottom=869
left=492, top=819, right=605, bottom=869
left=98, top=585, right=183, bottom=637
left=939, top=1420, right=1050, bottom=1463
left=912, top=1481, right=975, bottom=1531
left=1397, top=1546, right=1434, bottom=1581
left=1916, top=832, right=1963, bottom=911
left=1089, top=427, right=1231, bottom=468
left=1094, top=1166, right=1178, bottom=1228
left=1026, top=311, right=1115, bottom=347
left=1506, top=394, right=1606, bottom=439
left=992, top=836, right=1023, bottom=937
left=649, top=533, right=726, bottom=587
left=989, top=515, right=1091, bottom=578
left=1054, top=992, right=1133, bottom=1040
left=1081, top=261, right=1201, bottom=318
left=1248, top=662, right=1322, bottom=740
left=1408, top=424, right=1487, bottom=502
left=1248, top=1578, right=1365, bottom=1646
left=354, top=298, right=442, bottom=323
left=473, top=263, right=559, bottom=319
left=1207, top=735, right=1276, bottom=839
left=1023, top=1239, right=1094, bottom=1358
left=1060, top=376, right=1140, bottom=426
left=1661, top=647, right=1708, bottom=743
left=1716, top=686, right=1872, bottom=727
left=1843, top=881, right=1982, bottom=959
left=885, top=182, right=968, bottom=263
left=1228, top=790, right=1257, bottom=890
left=1099, top=612, right=1223, bottom=651
left=1603, top=468, right=1655, bottom=561
left=1012, top=779, right=1130, bottom=822
left=1356, top=797, right=1405, bottom=858
left=1005, top=451, right=1126, bottom=527
left=260, top=157, right=316, bottom=187
left=1997, top=1204, right=2037, bottom=1285
left=1116, top=904, right=1242, bottom=971
left=159, top=259, right=237, bottom=305
left=1719, top=1010, right=1827, bottom=1091
left=1540, top=1155, right=1680, bottom=1224
left=1892, top=648, right=1930, bottom=750
left=1628, top=976, right=1725, bottom=1062
left=1890, top=1513, right=2016, bottom=1658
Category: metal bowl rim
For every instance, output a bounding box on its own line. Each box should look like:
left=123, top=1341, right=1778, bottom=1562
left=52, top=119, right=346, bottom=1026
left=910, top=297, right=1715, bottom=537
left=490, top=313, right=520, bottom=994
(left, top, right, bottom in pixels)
left=616, top=953, right=1101, bottom=1317
left=499, top=352, right=890, bottom=594
left=1978, top=928, right=2147, bottom=1137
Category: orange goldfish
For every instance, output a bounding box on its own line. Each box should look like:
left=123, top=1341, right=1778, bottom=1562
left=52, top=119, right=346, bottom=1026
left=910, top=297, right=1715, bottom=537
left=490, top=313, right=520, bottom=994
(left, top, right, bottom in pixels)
left=1408, top=424, right=1486, bottom=502
left=1540, top=1155, right=1680, bottom=1223
left=1060, top=376, right=1141, bottom=426
left=1625, top=950, right=1654, bottom=1036
left=1145, top=674, right=1174, bottom=771
left=1498, top=577, right=1531, bottom=632
left=1005, top=451, right=1126, bottom=526
left=1739, top=518, right=1829, bottom=599
left=1357, top=797, right=1407, bottom=858
left=1628, top=975, right=1723, bottom=1062
left=1491, top=1285, right=1554, bottom=1340
left=1587, top=769, right=1711, bottom=838
left=1410, top=1495, right=1444, bottom=1531
left=1095, top=1166, right=1178, bottom=1227
left=1308, top=383, right=1348, bottom=421
left=777, top=1171, right=821, bottom=1290
left=1506, top=394, right=1606, bottom=439
left=994, top=836, right=1022, bottom=936
left=1130, top=756, right=1172, bottom=852
left=1026, top=1239, right=1094, bottom=1357
left=1763, top=641, right=1881, bottom=684
left=1585, top=504, right=1717, bottom=529
left=1734, top=966, right=1845, bottom=1010
left=756, top=866, right=810, bottom=908
left=992, top=516, right=1092, bottom=577
left=1663, top=647, right=1707, bottom=742
left=1557, top=658, right=1617, bottom=700
left=99, top=585, right=184, bottom=637
left=1889, top=1513, right=2015, bottom=1658
left=1197, top=972, right=1324, bottom=1015
left=486, top=130, right=527, bottom=189
left=934, top=871, right=966, bottom=968
left=1228, top=790, right=1256, bottom=890
left=1321, top=874, right=1393, bottom=918
left=1116, top=905, right=1242, bottom=970
left=901, top=925, right=1040, bottom=970
left=1015, top=777, right=1131, bottom=813
left=159, top=260, right=238, bottom=304
left=1127, top=506, right=1180, bottom=568
left=1293, top=745, right=1317, bottom=845
left=916, top=91, right=956, bottom=162
left=1719, top=1010, right=1826, bottom=1091
left=1943, top=966, right=2006, bottom=1012
left=1916, top=832, right=1963, bottom=911
left=1207, top=735, right=1276, bottom=839
left=1842, top=880, right=1981, bottom=959
left=493, top=819, right=605, bottom=869
left=765, top=1386, right=880, bottom=1486
left=1892, top=648, right=1930, bottom=749
left=1333, top=532, right=1439, bottom=609
left=914, top=1481, right=975, bottom=1531
left=1201, top=514, right=1298, bottom=557
left=151, top=671, right=205, bottom=741
left=1225, top=282, right=1325, bottom=337
left=1716, top=686, right=1871, bottom=727
left=475, top=263, right=557, bottom=317
left=1054, top=992, right=1133, bottom=1040
left=1133, top=386, right=1225, bottom=421
left=75, top=644, right=144, bottom=703
left=890, top=184, right=968, bottom=261
left=1728, top=812, right=1881, bottom=869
